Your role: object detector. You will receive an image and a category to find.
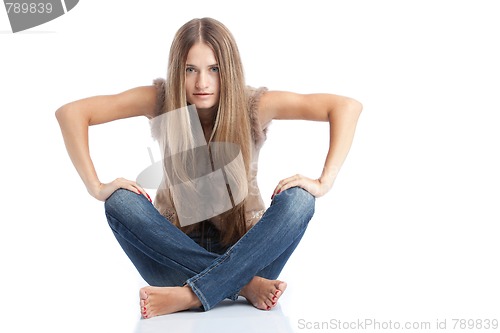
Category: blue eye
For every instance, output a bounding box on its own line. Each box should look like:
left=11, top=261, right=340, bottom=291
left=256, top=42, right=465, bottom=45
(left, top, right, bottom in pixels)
left=210, top=67, right=219, bottom=73
left=186, top=67, right=196, bottom=73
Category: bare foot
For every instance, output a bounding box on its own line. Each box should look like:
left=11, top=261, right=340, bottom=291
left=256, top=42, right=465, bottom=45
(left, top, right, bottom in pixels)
left=240, top=276, right=287, bottom=311
left=139, top=285, right=201, bottom=319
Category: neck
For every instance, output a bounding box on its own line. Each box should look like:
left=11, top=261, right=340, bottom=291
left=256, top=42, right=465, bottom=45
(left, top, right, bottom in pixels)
left=197, top=106, right=217, bottom=143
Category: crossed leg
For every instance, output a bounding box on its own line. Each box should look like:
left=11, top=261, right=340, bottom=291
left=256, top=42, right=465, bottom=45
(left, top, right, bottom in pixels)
left=105, top=187, right=314, bottom=318
left=110, top=222, right=289, bottom=319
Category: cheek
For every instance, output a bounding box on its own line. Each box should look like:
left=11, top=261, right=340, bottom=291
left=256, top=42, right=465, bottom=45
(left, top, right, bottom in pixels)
left=186, top=93, right=194, bottom=105
left=184, top=78, right=193, bottom=101
left=213, top=77, right=220, bottom=94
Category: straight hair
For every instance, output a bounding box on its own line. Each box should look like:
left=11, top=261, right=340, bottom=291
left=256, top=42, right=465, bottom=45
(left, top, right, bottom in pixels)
left=160, top=17, right=252, bottom=246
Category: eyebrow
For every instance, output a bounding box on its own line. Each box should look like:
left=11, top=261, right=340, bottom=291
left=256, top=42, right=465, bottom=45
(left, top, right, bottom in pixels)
left=185, top=63, right=219, bottom=68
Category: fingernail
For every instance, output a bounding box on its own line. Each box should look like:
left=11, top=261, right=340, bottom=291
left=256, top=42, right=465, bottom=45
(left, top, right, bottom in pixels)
left=267, top=306, right=271, bottom=310
left=275, top=291, right=279, bottom=296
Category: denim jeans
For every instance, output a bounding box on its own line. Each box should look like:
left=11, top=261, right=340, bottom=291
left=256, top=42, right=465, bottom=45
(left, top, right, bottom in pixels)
left=104, top=186, right=315, bottom=311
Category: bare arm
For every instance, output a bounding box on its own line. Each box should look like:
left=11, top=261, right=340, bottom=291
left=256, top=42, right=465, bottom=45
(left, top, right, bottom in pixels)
left=258, top=91, right=362, bottom=198
left=55, top=85, right=157, bottom=201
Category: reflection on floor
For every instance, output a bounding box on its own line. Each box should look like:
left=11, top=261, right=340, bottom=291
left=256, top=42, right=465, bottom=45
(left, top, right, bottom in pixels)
left=134, top=297, right=294, bottom=333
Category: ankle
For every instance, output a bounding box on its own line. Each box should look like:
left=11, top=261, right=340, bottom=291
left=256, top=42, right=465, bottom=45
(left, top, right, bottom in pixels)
left=183, top=285, right=202, bottom=309
left=240, top=287, right=248, bottom=299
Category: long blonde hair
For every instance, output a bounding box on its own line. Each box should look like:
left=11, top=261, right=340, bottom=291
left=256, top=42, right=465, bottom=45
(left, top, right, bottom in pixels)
left=161, top=17, right=252, bottom=246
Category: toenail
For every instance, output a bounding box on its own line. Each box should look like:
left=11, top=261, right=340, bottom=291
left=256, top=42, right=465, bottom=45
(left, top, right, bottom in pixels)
left=267, top=306, right=271, bottom=310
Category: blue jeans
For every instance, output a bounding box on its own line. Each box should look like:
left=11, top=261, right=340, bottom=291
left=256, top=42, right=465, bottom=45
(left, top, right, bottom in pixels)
left=104, top=187, right=315, bottom=311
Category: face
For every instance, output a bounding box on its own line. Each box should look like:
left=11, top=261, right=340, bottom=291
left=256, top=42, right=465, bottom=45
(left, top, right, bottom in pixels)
left=185, top=42, right=220, bottom=111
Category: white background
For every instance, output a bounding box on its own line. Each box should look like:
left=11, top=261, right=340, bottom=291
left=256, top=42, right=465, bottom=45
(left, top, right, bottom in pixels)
left=1, top=1, right=499, bottom=332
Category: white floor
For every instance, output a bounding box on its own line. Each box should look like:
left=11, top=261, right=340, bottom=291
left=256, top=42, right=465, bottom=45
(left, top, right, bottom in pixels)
left=134, top=299, right=294, bottom=333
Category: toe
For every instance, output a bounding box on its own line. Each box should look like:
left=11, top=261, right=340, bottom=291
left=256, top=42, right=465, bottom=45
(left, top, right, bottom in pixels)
left=257, top=300, right=268, bottom=311
left=139, top=288, right=149, bottom=301
left=264, top=298, right=273, bottom=308
left=144, top=306, right=153, bottom=319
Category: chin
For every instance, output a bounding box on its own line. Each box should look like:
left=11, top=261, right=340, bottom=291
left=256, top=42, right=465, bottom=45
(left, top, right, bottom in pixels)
left=195, top=102, right=217, bottom=110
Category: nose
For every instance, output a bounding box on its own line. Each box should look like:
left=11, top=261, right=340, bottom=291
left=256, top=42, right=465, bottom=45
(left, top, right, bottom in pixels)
left=196, top=71, right=209, bottom=89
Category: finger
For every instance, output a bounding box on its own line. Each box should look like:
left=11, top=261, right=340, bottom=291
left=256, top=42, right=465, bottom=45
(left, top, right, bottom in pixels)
left=272, top=177, right=290, bottom=197
left=124, top=183, right=142, bottom=195
left=114, top=178, right=142, bottom=195
left=272, top=175, right=301, bottom=199
left=276, top=175, right=301, bottom=192
left=292, top=179, right=324, bottom=197
left=278, top=178, right=304, bottom=193
left=271, top=183, right=282, bottom=199
left=132, top=183, right=152, bottom=202
left=277, top=176, right=320, bottom=197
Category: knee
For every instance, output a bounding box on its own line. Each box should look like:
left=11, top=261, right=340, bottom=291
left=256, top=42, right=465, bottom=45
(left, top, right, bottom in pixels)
left=104, top=188, right=139, bottom=215
left=277, top=186, right=315, bottom=220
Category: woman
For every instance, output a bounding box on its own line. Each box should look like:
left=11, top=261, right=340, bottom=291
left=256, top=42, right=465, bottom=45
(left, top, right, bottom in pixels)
left=55, top=17, right=362, bottom=319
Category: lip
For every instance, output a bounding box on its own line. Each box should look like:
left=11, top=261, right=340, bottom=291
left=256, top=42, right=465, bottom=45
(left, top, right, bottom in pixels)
left=192, top=93, right=214, bottom=100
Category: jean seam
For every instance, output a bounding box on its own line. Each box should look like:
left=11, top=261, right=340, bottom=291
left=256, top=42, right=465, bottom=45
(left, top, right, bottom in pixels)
left=189, top=210, right=267, bottom=284
left=186, top=249, right=234, bottom=311
left=186, top=280, right=210, bottom=311
left=188, top=246, right=234, bottom=285
left=186, top=209, right=271, bottom=308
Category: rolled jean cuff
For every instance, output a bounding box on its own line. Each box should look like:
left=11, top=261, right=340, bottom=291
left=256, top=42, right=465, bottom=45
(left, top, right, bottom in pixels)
left=185, top=279, right=210, bottom=311
left=185, top=280, right=239, bottom=311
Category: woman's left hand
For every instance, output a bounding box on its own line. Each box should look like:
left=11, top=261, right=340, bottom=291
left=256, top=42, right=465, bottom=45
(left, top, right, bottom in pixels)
left=271, top=174, right=333, bottom=199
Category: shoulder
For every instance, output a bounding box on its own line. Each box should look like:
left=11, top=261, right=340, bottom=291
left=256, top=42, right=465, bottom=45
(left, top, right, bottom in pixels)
left=152, top=78, right=167, bottom=117
left=245, top=86, right=270, bottom=147
left=245, top=85, right=268, bottom=113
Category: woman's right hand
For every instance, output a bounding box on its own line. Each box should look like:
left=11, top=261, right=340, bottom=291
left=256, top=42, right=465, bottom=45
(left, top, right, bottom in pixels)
left=89, top=177, right=152, bottom=202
